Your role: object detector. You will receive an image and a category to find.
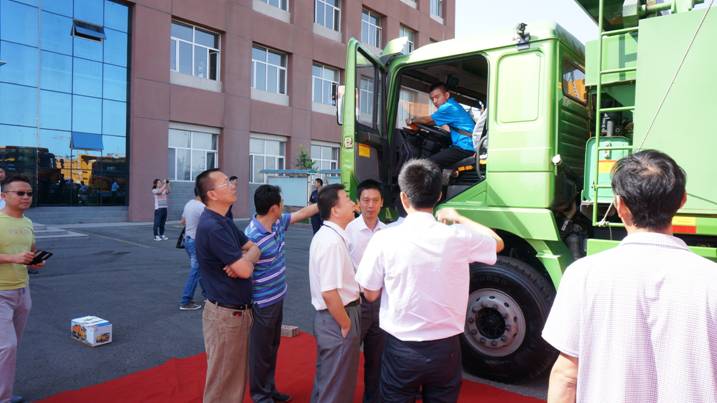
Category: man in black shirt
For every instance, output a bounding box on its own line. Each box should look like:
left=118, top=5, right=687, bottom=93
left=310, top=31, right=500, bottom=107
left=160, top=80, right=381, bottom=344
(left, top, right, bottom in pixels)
left=195, top=168, right=260, bottom=403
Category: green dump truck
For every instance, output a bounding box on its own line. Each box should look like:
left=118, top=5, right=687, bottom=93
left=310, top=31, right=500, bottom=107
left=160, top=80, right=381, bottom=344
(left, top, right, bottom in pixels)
left=337, top=0, right=717, bottom=382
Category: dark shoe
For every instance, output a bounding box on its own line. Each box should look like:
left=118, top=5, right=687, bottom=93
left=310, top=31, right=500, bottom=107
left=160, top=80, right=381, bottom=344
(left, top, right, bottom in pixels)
left=272, top=391, right=292, bottom=402
left=179, top=302, right=202, bottom=311
left=11, top=395, right=25, bottom=403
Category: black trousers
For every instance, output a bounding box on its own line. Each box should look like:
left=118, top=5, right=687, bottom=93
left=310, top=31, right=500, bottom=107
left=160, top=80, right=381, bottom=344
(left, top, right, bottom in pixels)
left=429, top=147, right=474, bottom=170
left=310, top=214, right=323, bottom=234
left=380, top=334, right=462, bottom=403
left=360, top=297, right=386, bottom=403
left=153, top=207, right=167, bottom=236
left=250, top=300, right=284, bottom=403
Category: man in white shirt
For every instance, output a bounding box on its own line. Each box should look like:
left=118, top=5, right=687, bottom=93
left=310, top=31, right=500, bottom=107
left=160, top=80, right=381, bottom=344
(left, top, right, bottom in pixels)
left=309, top=184, right=361, bottom=403
left=543, top=150, right=717, bottom=403
left=346, top=179, right=386, bottom=403
left=178, top=189, right=205, bottom=311
left=356, top=159, right=504, bottom=402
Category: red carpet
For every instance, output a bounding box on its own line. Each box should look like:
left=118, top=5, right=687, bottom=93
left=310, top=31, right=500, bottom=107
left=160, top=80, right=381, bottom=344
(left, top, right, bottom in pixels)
left=41, top=333, right=543, bottom=403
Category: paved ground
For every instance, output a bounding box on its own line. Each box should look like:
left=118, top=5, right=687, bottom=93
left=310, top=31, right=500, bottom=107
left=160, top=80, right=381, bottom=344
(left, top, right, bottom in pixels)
left=16, top=221, right=547, bottom=401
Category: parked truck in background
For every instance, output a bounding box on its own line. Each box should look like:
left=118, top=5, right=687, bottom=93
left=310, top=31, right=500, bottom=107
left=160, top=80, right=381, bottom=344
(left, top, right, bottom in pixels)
left=337, top=0, right=717, bottom=382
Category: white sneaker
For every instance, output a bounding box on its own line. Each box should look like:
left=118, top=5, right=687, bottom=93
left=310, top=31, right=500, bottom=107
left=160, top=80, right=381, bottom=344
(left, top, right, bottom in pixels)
left=154, top=236, right=162, bottom=241
left=161, top=235, right=169, bottom=240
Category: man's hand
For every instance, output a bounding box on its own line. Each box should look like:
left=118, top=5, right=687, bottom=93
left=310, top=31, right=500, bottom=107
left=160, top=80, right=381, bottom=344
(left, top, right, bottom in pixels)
left=13, top=252, right=35, bottom=265
left=223, top=265, right=239, bottom=278
left=436, top=207, right=462, bottom=224
left=341, top=323, right=351, bottom=338
left=28, top=261, right=46, bottom=270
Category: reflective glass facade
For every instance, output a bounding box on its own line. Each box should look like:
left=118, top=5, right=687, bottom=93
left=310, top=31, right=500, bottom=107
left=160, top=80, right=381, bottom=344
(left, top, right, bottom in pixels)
left=0, top=0, right=129, bottom=206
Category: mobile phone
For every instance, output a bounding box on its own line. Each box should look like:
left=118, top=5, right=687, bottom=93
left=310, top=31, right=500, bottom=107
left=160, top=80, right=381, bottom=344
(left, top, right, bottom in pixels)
left=29, top=250, right=53, bottom=266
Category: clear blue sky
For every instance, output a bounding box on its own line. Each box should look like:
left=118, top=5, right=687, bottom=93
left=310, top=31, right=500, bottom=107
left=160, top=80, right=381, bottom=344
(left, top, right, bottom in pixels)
left=455, top=0, right=599, bottom=43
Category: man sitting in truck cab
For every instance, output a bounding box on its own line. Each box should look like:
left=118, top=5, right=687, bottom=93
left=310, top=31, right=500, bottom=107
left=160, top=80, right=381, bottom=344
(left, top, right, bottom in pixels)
left=405, top=83, right=476, bottom=169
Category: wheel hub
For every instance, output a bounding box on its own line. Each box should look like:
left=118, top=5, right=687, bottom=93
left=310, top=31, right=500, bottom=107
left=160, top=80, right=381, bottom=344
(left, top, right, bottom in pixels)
left=465, top=288, right=526, bottom=357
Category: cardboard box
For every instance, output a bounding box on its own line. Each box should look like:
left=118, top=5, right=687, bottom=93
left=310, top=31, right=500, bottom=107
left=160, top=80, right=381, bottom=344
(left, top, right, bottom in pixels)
left=71, top=316, right=112, bottom=347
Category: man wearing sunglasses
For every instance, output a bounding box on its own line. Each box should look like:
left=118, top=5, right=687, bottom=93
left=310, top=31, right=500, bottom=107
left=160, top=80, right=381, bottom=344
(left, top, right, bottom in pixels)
left=0, top=175, right=45, bottom=403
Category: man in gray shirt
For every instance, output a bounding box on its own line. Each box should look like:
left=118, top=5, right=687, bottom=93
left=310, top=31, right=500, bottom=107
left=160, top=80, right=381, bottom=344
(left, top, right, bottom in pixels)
left=179, top=189, right=206, bottom=310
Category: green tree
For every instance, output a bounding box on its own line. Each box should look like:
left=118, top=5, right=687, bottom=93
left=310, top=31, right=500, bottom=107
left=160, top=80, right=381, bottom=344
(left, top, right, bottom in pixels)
left=295, top=145, right=316, bottom=170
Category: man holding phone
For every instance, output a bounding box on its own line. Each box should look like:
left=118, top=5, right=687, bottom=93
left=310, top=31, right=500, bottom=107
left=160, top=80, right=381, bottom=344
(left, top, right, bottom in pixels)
left=0, top=175, right=46, bottom=403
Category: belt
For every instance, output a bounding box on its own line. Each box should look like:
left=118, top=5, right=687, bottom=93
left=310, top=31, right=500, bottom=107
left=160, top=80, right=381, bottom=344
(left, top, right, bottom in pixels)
left=207, top=299, right=251, bottom=311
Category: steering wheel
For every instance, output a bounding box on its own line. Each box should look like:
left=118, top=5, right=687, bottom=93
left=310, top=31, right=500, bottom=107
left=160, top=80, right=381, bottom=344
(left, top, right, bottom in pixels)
left=414, top=123, right=451, bottom=144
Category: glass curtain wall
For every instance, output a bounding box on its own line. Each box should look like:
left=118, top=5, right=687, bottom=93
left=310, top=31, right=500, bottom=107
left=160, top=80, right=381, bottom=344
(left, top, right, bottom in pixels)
left=0, top=0, right=130, bottom=206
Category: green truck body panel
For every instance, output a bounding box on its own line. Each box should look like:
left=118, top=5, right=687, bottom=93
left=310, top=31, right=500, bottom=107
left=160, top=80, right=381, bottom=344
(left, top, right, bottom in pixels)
left=587, top=238, right=717, bottom=261
left=341, top=9, right=717, bottom=290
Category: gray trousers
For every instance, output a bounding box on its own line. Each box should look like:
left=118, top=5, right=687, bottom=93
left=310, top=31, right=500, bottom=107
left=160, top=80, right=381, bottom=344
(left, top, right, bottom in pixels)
left=249, top=300, right=284, bottom=403
left=360, top=297, right=385, bottom=403
left=0, top=287, right=31, bottom=402
left=311, top=304, right=361, bottom=403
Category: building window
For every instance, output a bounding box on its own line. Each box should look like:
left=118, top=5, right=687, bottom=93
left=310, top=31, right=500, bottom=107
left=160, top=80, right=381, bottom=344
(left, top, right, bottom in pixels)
left=315, top=0, right=341, bottom=31
left=396, top=88, right=418, bottom=128
left=168, top=126, right=219, bottom=182
left=361, top=9, right=382, bottom=49
left=359, top=76, right=374, bottom=118
left=252, top=45, right=288, bottom=95
left=170, top=21, right=220, bottom=80
left=430, top=0, right=443, bottom=19
left=562, top=62, right=587, bottom=105
left=258, top=0, right=288, bottom=11
left=311, top=142, right=340, bottom=176
left=312, top=63, right=339, bottom=106
left=250, top=135, right=286, bottom=184
left=399, top=25, right=416, bottom=53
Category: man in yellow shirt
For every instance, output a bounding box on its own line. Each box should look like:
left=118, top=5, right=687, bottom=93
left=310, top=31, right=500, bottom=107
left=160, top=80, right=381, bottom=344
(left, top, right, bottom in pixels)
left=0, top=175, right=45, bottom=403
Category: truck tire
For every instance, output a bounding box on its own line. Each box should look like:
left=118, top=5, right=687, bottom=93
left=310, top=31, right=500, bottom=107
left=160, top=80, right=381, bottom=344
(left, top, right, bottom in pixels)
left=461, top=256, right=557, bottom=382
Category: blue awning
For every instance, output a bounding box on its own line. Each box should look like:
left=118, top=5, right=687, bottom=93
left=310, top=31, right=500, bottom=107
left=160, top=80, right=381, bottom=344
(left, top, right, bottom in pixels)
left=71, top=132, right=104, bottom=151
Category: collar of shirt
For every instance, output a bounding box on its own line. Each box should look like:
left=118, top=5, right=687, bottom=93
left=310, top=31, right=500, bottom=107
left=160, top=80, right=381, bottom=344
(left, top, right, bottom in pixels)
left=620, top=232, right=689, bottom=251
left=323, top=220, right=351, bottom=247
left=402, top=211, right=436, bottom=225
left=353, top=215, right=386, bottom=233
left=250, top=215, right=280, bottom=236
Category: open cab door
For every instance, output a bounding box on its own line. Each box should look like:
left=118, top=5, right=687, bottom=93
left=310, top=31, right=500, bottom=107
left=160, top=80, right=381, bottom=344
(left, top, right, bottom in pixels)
left=337, top=39, right=388, bottom=200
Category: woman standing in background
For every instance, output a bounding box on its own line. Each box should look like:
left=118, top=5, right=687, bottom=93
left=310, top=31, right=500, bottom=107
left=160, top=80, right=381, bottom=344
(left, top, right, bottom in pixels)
left=152, top=179, right=170, bottom=241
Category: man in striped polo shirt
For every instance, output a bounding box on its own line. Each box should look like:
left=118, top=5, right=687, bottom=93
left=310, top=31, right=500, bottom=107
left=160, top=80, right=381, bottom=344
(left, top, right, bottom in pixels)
left=245, top=184, right=319, bottom=403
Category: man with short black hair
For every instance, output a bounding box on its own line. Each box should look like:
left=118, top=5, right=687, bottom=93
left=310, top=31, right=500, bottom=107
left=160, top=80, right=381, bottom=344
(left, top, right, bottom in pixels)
left=309, top=178, right=324, bottom=233
left=245, top=184, right=318, bottom=403
left=194, top=168, right=261, bottom=403
left=543, top=150, right=717, bottom=403
left=356, top=159, right=503, bottom=402
left=309, top=183, right=361, bottom=403
left=405, top=83, right=476, bottom=169
left=346, top=179, right=386, bottom=403
left=0, top=176, right=45, bottom=403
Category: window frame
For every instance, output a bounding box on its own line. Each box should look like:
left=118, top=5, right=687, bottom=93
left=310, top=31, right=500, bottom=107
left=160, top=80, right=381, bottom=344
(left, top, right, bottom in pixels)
left=312, top=62, right=340, bottom=106
left=170, top=20, right=221, bottom=81
left=361, top=9, right=382, bottom=49
left=311, top=141, right=340, bottom=177
left=358, top=75, right=375, bottom=119
left=314, top=0, right=341, bottom=32
left=561, top=61, right=587, bottom=105
left=168, top=125, right=219, bottom=182
left=258, top=0, right=289, bottom=12
left=249, top=134, right=287, bottom=184
left=251, top=44, right=289, bottom=95
left=430, top=0, right=444, bottom=19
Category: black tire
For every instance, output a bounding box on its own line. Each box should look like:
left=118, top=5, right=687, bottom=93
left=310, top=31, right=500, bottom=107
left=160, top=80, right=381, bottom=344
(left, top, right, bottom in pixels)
left=461, top=256, right=557, bottom=382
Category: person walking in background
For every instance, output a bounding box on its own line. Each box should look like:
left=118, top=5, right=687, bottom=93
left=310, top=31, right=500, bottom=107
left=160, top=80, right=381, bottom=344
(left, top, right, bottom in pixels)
left=309, top=184, right=361, bottom=403
left=179, top=188, right=206, bottom=311
left=543, top=150, right=717, bottom=403
left=309, top=178, right=323, bottom=234
left=0, top=175, right=47, bottom=403
left=0, top=168, right=6, bottom=210
left=356, top=159, right=503, bottom=403
left=152, top=179, right=170, bottom=241
left=194, top=168, right=260, bottom=403
left=244, top=184, right=318, bottom=403
left=346, top=179, right=386, bottom=403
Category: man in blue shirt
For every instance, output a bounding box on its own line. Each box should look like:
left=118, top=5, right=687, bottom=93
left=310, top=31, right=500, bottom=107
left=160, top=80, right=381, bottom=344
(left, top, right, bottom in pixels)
left=406, top=83, right=476, bottom=169
left=244, top=184, right=318, bottom=403
left=194, top=168, right=260, bottom=403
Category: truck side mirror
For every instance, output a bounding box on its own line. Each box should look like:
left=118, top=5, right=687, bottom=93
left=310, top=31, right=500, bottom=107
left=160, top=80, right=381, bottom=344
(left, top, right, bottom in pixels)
left=335, top=85, right=345, bottom=125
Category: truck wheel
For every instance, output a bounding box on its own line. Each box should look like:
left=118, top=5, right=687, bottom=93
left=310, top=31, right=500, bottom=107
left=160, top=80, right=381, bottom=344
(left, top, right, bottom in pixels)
left=462, top=256, right=557, bottom=382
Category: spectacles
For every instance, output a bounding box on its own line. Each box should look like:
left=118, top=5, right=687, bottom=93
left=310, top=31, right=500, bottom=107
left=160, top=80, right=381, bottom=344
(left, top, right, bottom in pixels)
left=212, top=178, right=236, bottom=190
left=4, top=191, right=33, bottom=197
